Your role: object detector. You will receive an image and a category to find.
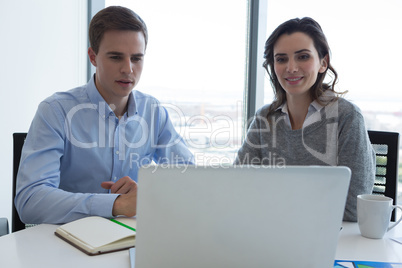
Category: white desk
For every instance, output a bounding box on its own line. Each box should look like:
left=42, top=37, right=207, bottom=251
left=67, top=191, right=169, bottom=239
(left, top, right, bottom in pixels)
left=1, top=222, right=402, bottom=267
left=0, top=224, right=128, bottom=268
left=335, top=222, right=402, bottom=263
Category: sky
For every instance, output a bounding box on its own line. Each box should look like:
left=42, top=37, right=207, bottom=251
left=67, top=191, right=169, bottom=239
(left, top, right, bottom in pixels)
left=106, top=0, right=402, bottom=111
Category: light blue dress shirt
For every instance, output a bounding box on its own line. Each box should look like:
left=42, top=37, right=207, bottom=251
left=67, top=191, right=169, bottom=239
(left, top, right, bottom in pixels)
left=15, top=76, right=194, bottom=224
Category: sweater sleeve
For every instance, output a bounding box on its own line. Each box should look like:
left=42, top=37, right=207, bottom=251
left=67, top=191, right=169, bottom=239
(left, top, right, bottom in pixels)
left=337, top=106, right=375, bottom=222
left=234, top=113, right=265, bottom=165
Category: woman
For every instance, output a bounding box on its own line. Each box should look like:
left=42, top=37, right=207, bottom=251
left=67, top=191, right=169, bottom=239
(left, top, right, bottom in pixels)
left=235, top=17, right=375, bottom=222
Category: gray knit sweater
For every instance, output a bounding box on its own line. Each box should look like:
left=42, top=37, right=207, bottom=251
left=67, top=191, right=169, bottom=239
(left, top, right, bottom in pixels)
left=235, top=98, right=375, bottom=222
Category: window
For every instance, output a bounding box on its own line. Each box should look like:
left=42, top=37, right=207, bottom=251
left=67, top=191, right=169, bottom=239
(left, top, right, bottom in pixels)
left=104, top=0, right=250, bottom=165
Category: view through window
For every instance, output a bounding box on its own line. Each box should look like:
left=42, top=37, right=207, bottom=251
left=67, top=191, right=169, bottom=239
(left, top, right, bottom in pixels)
left=105, top=0, right=248, bottom=165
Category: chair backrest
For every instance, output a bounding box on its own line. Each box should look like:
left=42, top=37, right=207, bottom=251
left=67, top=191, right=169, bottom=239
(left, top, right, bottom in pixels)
left=12, top=132, right=27, bottom=232
left=367, top=130, right=399, bottom=221
left=0, top=218, right=9, bottom=236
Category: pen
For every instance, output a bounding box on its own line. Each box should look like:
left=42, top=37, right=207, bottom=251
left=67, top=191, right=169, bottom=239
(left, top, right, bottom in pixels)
left=110, top=218, right=136, bottom=232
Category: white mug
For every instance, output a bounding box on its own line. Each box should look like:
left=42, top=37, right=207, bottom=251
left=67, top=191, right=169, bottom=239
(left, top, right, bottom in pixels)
left=357, top=194, right=402, bottom=239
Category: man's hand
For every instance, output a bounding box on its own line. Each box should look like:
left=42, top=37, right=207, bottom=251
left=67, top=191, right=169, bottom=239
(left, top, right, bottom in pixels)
left=101, top=176, right=138, bottom=217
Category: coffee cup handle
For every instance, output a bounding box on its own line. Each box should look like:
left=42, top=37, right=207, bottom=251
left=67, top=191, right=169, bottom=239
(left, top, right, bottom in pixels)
left=388, top=205, right=402, bottom=231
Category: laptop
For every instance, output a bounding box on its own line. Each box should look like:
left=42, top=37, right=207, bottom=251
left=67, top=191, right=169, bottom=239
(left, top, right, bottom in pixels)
left=135, top=165, right=351, bottom=268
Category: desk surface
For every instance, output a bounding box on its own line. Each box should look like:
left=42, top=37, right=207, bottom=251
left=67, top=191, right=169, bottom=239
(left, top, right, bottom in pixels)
left=337, top=222, right=402, bottom=263
left=0, top=224, right=128, bottom=268
left=1, top=222, right=402, bottom=267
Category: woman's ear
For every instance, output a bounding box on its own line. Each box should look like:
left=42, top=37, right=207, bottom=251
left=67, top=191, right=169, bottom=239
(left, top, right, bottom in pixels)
left=88, top=47, right=97, bottom=67
left=319, top=54, right=329, bottom=73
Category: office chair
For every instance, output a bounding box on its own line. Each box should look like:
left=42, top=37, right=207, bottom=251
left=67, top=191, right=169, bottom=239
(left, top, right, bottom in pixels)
left=12, top=132, right=27, bottom=232
left=368, top=130, right=400, bottom=221
left=0, top=217, right=9, bottom=236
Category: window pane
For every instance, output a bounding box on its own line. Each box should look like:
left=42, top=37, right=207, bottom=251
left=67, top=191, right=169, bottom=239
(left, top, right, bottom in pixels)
left=105, top=0, right=248, bottom=164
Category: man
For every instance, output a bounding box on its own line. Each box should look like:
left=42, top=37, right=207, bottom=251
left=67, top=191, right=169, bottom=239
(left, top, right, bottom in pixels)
left=15, top=6, right=194, bottom=224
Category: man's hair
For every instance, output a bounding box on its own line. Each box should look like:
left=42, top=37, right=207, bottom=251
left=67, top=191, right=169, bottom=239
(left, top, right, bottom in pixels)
left=89, top=6, right=148, bottom=54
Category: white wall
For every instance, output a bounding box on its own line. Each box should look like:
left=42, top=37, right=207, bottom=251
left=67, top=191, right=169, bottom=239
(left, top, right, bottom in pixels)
left=0, top=0, right=87, bottom=228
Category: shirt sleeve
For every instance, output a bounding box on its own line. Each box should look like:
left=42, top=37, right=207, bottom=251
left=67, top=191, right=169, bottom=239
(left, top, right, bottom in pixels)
left=337, top=108, right=376, bottom=222
left=15, top=101, right=118, bottom=224
left=152, top=105, right=194, bottom=164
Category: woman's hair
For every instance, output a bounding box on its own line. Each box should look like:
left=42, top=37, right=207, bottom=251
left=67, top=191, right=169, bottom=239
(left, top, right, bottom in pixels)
left=89, top=6, right=148, bottom=54
left=263, top=17, right=341, bottom=115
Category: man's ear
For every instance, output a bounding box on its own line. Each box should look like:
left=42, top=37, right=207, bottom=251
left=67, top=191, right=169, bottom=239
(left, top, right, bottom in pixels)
left=319, top=54, right=329, bottom=73
left=88, top=47, right=97, bottom=67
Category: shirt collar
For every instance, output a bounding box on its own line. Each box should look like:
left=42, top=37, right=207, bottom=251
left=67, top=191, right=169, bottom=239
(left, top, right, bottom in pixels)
left=311, top=90, right=336, bottom=112
left=276, top=102, right=288, bottom=114
left=126, top=92, right=137, bottom=117
left=275, top=90, right=335, bottom=115
left=86, top=74, right=137, bottom=119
